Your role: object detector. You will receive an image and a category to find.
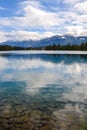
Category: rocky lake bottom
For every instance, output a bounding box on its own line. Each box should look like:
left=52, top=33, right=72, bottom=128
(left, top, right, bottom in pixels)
left=0, top=51, right=87, bottom=130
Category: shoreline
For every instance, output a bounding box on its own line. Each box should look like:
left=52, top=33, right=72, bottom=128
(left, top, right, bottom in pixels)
left=0, top=50, right=87, bottom=55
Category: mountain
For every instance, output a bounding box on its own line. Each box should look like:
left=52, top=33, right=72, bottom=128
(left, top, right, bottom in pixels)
left=0, top=35, right=87, bottom=48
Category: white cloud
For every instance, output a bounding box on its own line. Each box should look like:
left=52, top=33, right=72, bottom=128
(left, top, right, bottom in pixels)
left=0, top=18, right=12, bottom=27
left=0, top=30, right=56, bottom=42
left=74, top=1, right=87, bottom=14
left=65, top=25, right=85, bottom=36
left=0, top=1, right=60, bottom=29
left=15, top=0, right=60, bottom=28
left=63, top=0, right=81, bottom=5
left=0, top=0, right=87, bottom=42
left=0, top=30, right=8, bottom=42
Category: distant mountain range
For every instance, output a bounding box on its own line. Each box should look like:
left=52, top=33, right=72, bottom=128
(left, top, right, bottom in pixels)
left=0, top=35, right=87, bottom=48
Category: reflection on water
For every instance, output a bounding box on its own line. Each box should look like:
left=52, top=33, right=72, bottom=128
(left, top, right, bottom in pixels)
left=0, top=52, right=87, bottom=130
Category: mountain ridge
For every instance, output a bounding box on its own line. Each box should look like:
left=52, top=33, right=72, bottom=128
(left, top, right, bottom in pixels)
left=0, top=35, right=87, bottom=48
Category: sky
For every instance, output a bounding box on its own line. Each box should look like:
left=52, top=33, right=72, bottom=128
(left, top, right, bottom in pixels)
left=0, top=0, right=87, bottom=42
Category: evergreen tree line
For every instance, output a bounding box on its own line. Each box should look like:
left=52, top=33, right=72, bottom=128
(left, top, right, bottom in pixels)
left=44, top=42, right=87, bottom=50
left=0, top=42, right=87, bottom=51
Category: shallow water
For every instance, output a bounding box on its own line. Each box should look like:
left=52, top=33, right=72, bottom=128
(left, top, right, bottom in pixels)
left=0, top=51, right=87, bottom=130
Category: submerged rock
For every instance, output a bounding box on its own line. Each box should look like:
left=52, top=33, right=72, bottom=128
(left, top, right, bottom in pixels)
left=51, top=104, right=87, bottom=130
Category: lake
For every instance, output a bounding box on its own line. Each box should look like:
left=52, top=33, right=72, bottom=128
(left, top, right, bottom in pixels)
left=0, top=51, right=87, bottom=130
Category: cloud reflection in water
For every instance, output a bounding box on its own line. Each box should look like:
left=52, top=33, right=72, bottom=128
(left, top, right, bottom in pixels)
left=0, top=54, right=87, bottom=103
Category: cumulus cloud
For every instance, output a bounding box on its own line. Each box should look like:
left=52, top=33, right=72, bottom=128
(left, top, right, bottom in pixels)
left=0, top=30, right=55, bottom=42
left=0, top=0, right=87, bottom=42
left=0, top=30, right=8, bottom=42
left=74, top=1, right=87, bottom=14
left=15, top=1, right=60, bottom=28
left=0, top=0, right=60, bottom=29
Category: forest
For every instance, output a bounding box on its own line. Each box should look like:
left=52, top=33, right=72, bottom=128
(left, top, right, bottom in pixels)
left=0, top=42, right=87, bottom=51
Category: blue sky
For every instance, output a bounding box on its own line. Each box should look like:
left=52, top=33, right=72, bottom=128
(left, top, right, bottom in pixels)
left=0, top=0, right=87, bottom=42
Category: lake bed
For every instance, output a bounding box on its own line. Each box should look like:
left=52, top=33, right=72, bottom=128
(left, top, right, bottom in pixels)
left=0, top=51, right=87, bottom=130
